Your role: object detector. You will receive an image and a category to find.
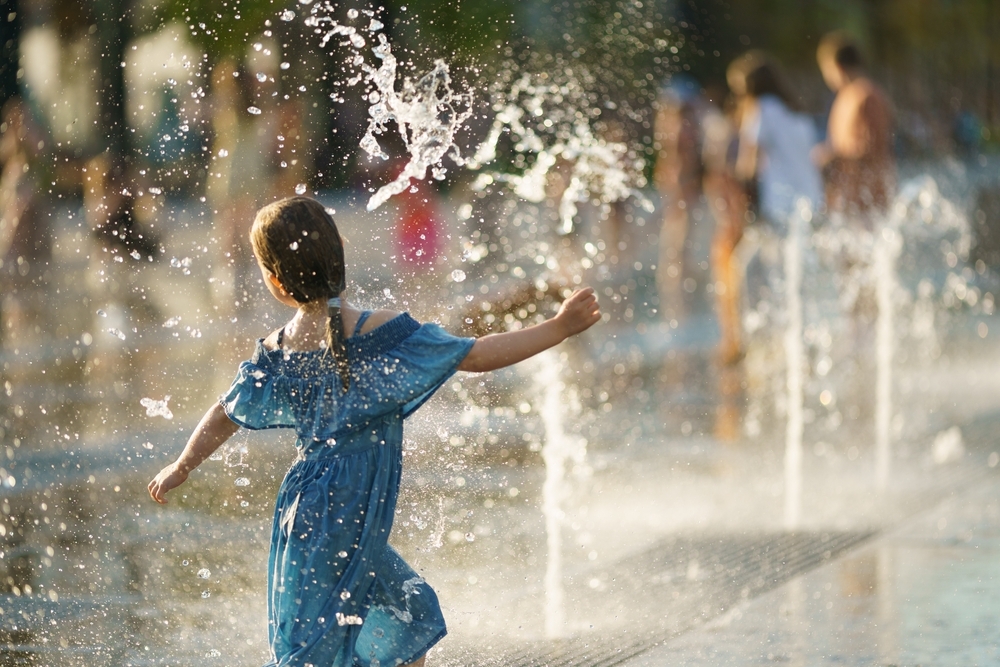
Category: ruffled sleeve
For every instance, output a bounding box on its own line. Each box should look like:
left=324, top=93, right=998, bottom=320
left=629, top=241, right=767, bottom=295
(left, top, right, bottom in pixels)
left=378, top=321, right=475, bottom=418
left=219, top=359, right=296, bottom=430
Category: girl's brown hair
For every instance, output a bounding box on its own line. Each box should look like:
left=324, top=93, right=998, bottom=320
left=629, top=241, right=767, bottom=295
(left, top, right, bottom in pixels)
left=251, top=196, right=350, bottom=390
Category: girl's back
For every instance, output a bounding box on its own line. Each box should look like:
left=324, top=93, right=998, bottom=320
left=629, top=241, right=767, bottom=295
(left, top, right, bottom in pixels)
left=223, top=307, right=473, bottom=457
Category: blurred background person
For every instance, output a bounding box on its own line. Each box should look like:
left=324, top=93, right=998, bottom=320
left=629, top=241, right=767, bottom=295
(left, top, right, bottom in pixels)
left=208, top=55, right=281, bottom=317
left=0, top=96, right=51, bottom=341
left=730, top=51, right=823, bottom=233
left=702, top=88, right=749, bottom=367
left=653, top=76, right=705, bottom=322
left=727, top=50, right=823, bottom=318
left=812, top=31, right=895, bottom=223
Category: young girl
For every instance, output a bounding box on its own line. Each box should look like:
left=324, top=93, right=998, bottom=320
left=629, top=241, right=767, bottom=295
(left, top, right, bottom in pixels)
left=148, top=196, right=600, bottom=667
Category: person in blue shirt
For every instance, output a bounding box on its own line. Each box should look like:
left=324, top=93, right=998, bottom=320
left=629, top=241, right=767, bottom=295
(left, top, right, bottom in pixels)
left=148, top=196, right=600, bottom=667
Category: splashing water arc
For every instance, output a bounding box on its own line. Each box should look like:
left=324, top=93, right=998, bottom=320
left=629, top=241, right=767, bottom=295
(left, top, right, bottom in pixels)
left=360, top=36, right=473, bottom=211
left=305, top=1, right=648, bottom=224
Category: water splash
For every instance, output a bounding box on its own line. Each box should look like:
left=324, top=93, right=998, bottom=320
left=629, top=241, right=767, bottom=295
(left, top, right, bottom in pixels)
left=427, top=497, right=446, bottom=550
left=932, top=426, right=965, bottom=464
left=304, top=5, right=472, bottom=211
left=468, top=69, right=650, bottom=233
left=302, top=5, right=645, bottom=224
left=807, top=175, right=973, bottom=490
left=358, top=36, right=472, bottom=211
left=534, top=350, right=587, bottom=639
left=874, top=220, right=902, bottom=491
left=783, top=203, right=809, bottom=529
left=140, top=396, right=173, bottom=420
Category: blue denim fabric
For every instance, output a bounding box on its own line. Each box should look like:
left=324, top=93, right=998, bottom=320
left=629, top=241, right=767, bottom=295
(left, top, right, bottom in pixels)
left=220, top=314, right=473, bottom=666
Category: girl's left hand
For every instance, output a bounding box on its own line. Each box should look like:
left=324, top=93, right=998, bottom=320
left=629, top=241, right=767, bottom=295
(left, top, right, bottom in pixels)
left=148, top=463, right=189, bottom=504
left=554, top=287, right=602, bottom=338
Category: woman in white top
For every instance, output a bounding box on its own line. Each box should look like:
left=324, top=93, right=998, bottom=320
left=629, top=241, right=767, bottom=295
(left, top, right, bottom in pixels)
left=729, top=51, right=823, bottom=231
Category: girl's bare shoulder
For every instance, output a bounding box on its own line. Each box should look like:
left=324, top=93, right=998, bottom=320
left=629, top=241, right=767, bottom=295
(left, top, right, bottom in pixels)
left=260, top=328, right=283, bottom=351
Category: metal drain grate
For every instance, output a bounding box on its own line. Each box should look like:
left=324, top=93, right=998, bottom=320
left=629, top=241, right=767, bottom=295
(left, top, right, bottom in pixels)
left=480, top=530, right=876, bottom=667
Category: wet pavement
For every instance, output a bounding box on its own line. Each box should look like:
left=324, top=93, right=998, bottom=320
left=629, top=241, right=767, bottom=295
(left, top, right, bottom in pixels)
left=622, top=468, right=1000, bottom=667
left=3, top=188, right=1000, bottom=666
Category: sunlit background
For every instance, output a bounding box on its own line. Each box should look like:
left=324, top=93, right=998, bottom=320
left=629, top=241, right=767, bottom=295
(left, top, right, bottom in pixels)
left=2, top=1, right=1000, bottom=665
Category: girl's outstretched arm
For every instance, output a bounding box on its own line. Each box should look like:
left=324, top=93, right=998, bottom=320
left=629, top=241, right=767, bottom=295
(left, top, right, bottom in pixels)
left=458, top=287, right=601, bottom=373
left=148, top=403, right=239, bottom=504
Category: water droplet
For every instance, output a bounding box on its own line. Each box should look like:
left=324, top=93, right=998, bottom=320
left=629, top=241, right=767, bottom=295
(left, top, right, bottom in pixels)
left=280, top=61, right=291, bottom=70
left=340, top=590, right=351, bottom=600
left=338, top=550, right=349, bottom=558
left=130, top=250, right=142, bottom=260
left=240, top=500, right=249, bottom=507
left=295, top=183, right=307, bottom=195
left=182, top=560, right=190, bottom=566
left=252, top=42, right=263, bottom=51
left=289, top=241, right=299, bottom=250
left=206, top=649, right=222, bottom=658
left=450, top=269, right=466, bottom=283
left=163, top=317, right=180, bottom=328
left=369, top=19, right=383, bottom=31
left=197, top=568, right=211, bottom=579
left=280, top=9, right=296, bottom=20
left=247, top=106, right=262, bottom=115
left=347, top=8, right=359, bottom=18
left=217, top=148, right=229, bottom=158
left=235, top=477, right=250, bottom=487
left=96, top=309, right=107, bottom=318
left=140, top=396, right=174, bottom=420
left=465, top=532, right=475, bottom=542
left=201, top=590, right=211, bottom=598
left=256, top=72, right=268, bottom=82
left=107, top=328, right=126, bottom=340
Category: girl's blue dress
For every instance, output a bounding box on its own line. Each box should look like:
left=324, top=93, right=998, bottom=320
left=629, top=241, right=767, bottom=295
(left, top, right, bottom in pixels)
left=220, top=312, right=474, bottom=667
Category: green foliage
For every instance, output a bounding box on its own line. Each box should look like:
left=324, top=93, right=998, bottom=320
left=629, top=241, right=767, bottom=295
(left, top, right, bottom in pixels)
left=390, top=0, right=518, bottom=66
left=155, top=0, right=280, bottom=59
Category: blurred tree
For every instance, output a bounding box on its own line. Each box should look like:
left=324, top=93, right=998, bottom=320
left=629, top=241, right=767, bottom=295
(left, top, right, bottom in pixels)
left=89, top=0, right=131, bottom=163
left=392, top=0, right=517, bottom=65
left=0, top=0, right=19, bottom=111
left=156, top=0, right=281, bottom=60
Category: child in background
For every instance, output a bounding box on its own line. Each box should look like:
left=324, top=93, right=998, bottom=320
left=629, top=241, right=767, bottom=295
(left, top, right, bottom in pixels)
left=148, top=196, right=600, bottom=667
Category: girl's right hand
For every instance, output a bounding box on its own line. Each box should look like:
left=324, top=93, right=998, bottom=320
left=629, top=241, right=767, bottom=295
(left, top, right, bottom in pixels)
left=148, top=463, right=189, bottom=505
left=554, top=287, right=602, bottom=338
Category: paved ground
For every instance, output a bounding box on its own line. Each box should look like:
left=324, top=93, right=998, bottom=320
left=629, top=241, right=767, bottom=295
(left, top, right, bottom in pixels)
left=622, top=471, right=1000, bottom=667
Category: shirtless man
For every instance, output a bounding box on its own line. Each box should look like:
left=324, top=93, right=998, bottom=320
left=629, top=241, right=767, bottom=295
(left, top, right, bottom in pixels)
left=812, top=32, right=895, bottom=221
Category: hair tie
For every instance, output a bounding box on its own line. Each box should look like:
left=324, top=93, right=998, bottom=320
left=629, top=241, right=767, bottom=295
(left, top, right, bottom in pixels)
left=327, top=297, right=341, bottom=309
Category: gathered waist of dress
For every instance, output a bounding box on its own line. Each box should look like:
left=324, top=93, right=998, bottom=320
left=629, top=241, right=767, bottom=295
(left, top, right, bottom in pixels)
left=293, top=417, right=401, bottom=462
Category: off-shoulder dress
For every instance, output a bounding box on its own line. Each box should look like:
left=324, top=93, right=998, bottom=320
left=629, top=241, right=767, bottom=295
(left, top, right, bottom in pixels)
left=220, top=311, right=474, bottom=667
